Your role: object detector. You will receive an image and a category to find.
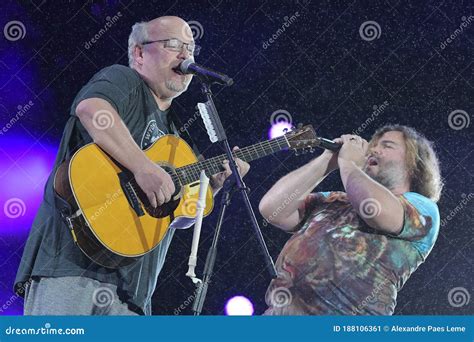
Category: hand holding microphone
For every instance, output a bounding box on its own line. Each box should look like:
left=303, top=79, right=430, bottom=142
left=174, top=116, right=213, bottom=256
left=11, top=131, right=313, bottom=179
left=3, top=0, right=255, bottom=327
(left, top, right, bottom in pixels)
left=321, top=137, right=343, bottom=172
left=337, top=134, right=369, bottom=169
left=319, top=135, right=367, bottom=171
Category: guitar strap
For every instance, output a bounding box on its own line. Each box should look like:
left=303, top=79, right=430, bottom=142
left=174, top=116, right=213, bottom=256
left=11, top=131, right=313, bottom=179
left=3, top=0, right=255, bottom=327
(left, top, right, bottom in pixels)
left=167, top=105, right=202, bottom=158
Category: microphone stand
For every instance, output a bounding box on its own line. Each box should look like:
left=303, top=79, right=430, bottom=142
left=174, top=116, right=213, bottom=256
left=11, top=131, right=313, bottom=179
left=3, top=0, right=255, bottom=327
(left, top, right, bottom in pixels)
left=192, top=80, right=277, bottom=315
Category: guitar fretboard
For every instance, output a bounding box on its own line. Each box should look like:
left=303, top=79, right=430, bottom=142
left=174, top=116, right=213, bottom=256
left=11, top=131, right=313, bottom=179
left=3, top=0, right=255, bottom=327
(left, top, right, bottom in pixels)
left=174, top=135, right=289, bottom=185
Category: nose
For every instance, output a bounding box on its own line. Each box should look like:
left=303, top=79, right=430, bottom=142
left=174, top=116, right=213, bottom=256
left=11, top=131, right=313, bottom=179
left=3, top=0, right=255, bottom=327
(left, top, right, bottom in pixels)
left=177, top=47, right=192, bottom=60
left=370, top=146, right=381, bottom=156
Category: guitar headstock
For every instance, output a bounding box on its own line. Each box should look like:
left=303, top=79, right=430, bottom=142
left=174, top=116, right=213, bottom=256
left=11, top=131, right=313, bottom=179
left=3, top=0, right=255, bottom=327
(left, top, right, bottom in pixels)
left=284, top=124, right=319, bottom=155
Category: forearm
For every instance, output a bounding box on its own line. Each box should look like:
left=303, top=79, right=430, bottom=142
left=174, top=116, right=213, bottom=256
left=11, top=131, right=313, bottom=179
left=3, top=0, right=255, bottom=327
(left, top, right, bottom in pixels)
left=76, top=98, right=150, bottom=174
left=259, top=154, right=335, bottom=218
left=339, top=160, right=404, bottom=233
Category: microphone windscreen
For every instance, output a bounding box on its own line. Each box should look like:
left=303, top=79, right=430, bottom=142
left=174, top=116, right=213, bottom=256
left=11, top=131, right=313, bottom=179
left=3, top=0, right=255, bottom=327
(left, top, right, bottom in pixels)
left=180, top=59, right=194, bottom=73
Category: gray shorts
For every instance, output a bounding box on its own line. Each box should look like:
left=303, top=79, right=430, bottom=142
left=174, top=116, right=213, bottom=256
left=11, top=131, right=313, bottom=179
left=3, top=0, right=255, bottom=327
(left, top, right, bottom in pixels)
left=24, top=276, right=139, bottom=316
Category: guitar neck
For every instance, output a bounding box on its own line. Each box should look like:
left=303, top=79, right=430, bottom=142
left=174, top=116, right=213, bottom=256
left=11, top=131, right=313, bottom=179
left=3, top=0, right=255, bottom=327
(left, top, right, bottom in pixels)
left=175, top=135, right=290, bottom=185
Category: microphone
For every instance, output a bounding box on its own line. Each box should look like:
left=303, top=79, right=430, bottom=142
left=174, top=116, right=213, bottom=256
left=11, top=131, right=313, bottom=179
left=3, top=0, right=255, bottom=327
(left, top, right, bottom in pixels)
left=317, top=137, right=341, bottom=151
left=179, top=59, right=233, bottom=86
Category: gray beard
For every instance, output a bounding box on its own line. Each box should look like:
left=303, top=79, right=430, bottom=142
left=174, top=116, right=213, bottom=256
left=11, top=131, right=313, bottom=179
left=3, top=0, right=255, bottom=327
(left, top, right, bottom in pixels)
left=165, top=79, right=188, bottom=93
left=364, top=160, right=406, bottom=190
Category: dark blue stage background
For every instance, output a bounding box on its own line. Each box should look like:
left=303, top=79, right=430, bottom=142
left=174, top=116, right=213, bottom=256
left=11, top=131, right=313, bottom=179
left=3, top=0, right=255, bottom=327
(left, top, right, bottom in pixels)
left=0, top=0, right=472, bottom=315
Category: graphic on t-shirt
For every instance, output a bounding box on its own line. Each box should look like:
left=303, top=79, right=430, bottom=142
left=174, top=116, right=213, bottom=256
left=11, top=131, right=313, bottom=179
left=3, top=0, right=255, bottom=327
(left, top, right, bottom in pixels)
left=141, top=120, right=165, bottom=149
left=264, top=191, right=439, bottom=316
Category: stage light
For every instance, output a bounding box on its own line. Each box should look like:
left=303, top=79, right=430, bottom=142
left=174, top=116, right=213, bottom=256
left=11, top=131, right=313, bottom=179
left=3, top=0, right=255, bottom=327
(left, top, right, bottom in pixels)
left=224, top=295, right=254, bottom=316
left=268, top=122, right=293, bottom=139
left=0, top=136, right=57, bottom=235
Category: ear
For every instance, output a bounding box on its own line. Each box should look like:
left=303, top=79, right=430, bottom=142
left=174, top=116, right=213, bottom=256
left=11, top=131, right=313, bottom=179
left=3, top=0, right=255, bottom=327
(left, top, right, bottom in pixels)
left=133, top=45, right=144, bottom=66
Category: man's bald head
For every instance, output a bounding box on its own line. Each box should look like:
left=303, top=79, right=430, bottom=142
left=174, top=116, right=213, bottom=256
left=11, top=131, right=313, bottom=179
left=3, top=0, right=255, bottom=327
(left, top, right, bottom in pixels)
left=128, top=16, right=193, bottom=67
left=147, top=16, right=193, bottom=40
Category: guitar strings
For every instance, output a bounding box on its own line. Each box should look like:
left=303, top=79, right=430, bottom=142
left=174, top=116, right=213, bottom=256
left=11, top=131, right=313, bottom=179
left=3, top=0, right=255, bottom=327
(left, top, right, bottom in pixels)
left=183, top=136, right=317, bottom=181
left=177, top=137, right=288, bottom=184
left=126, top=134, right=314, bottom=199
left=126, top=139, right=278, bottom=200
left=177, top=135, right=301, bottom=183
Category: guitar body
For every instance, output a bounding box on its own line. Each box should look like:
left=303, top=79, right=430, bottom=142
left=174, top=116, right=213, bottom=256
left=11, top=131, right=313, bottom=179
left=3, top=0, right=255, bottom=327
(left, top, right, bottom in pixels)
left=54, top=124, right=317, bottom=268
left=58, top=135, right=214, bottom=268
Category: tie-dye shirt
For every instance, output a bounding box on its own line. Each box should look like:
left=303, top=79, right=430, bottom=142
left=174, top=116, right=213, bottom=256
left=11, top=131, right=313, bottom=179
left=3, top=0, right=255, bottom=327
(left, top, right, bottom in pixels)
left=264, top=191, right=440, bottom=315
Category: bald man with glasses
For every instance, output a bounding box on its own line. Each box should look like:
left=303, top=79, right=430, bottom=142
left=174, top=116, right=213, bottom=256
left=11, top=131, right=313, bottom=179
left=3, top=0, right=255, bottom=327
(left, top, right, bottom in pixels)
left=15, top=16, right=249, bottom=316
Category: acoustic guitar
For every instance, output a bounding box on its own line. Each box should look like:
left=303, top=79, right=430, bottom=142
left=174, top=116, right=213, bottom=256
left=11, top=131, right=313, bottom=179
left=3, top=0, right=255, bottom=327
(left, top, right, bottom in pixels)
left=54, top=125, right=318, bottom=268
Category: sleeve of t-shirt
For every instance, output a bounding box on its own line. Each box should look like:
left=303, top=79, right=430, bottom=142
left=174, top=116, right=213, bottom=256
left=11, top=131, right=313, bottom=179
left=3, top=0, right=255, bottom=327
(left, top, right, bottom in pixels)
left=70, top=64, right=141, bottom=121
left=290, top=191, right=331, bottom=232
left=393, top=192, right=440, bottom=256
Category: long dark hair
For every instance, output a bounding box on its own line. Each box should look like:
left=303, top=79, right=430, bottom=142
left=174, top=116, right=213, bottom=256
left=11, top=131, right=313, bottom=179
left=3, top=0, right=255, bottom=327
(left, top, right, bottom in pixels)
left=369, top=125, right=443, bottom=202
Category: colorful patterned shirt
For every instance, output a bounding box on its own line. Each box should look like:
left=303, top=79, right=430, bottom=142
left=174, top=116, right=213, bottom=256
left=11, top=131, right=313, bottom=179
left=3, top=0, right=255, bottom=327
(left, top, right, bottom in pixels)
left=264, top=191, right=440, bottom=315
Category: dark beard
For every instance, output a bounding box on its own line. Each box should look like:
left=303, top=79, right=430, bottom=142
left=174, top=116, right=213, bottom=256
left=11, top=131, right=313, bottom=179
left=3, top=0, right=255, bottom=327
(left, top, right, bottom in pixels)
left=364, top=161, right=405, bottom=190
left=367, top=171, right=397, bottom=189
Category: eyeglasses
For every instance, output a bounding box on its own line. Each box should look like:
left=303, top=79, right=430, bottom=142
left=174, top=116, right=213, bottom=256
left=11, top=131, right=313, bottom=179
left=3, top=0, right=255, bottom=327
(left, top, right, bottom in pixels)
left=142, top=38, right=201, bottom=56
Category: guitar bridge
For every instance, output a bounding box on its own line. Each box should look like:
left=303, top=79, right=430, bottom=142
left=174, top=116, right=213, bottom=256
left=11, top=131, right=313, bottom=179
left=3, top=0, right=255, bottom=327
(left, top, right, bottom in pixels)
left=118, top=171, right=145, bottom=217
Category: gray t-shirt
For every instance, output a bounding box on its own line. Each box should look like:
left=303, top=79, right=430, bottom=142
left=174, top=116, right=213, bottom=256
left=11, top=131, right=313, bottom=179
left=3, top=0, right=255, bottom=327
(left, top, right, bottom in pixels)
left=15, top=64, right=185, bottom=315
